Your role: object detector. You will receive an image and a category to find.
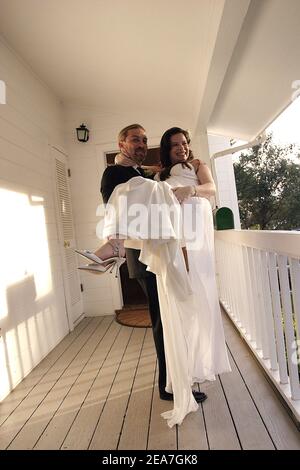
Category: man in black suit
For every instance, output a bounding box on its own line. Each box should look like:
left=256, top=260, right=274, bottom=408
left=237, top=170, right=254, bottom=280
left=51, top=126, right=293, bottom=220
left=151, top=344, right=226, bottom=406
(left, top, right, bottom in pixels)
left=101, top=124, right=206, bottom=403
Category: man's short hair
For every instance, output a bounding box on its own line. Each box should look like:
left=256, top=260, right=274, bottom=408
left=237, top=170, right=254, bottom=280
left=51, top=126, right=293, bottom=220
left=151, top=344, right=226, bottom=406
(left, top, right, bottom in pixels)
left=118, top=124, right=146, bottom=143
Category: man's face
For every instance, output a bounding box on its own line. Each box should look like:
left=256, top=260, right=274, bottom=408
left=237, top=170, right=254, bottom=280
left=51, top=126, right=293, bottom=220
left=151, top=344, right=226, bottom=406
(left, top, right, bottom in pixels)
left=119, top=128, right=148, bottom=165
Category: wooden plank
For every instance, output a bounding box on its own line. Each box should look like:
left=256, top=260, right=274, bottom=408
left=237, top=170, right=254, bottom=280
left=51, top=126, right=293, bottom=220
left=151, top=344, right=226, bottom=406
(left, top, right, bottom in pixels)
left=61, top=325, right=133, bottom=450
left=2, top=309, right=299, bottom=450
left=220, top=352, right=275, bottom=449
left=222, top=312, right=300, bottom=450
left=147, top=369, right=177, bottom=450
left=83, top=299, right=117, bottom=316
left=177, top=384, right=208, bottom=450
left=177, top=409, right=208, bottom=450
left=201, top=376, right=241, bottom=450
left=0, top=317, right=90, bottom=427
left=118, top=329, right=156, bottom=450
left=0, top=317, right=101, bottom=449
left=89, top=327, right=146, bottom=450
left=7, top=317, right=109, bottom=450
left=33, top=317, right=117, bottom=449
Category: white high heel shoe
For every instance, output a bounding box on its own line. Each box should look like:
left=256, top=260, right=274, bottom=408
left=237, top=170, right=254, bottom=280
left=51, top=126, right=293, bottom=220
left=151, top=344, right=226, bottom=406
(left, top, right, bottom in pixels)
left=77, top=241, right=126, bottom=278
left=78, top=262, right=114, bottom=274
left=78, top=258, right=126, bottom=278
left=75, top=249, right=118, bottom=265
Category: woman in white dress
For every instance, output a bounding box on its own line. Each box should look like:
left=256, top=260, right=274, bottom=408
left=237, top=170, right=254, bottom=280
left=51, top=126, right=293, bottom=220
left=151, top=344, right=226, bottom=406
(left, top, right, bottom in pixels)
left=77, top=127, right=231, bottom=427
left=156, top=128, right=231, bottom=386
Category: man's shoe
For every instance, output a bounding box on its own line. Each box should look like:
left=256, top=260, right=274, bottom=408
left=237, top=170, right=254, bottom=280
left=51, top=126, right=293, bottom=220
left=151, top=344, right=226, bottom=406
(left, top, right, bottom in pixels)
left=193, top=391, right=207, bottom=403
left=159, top=391, right=207, bottom=403
left=159, top=391, right=174, bottom=401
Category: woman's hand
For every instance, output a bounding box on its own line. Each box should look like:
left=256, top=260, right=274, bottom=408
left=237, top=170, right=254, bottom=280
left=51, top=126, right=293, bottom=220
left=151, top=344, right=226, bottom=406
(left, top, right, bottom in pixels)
left=172, top=186, right=194, bottom=203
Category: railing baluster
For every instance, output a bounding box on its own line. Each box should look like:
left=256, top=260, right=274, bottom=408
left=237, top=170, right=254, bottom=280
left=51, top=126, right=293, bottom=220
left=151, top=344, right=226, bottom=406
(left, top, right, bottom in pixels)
left=268, top=252, right=289, bottom=384
left=256, top=250, right=269, bottom=359
left=231, top=242, right=240, bottom=323
left=225, top=242, right=234, bottom=316
left=253, top=248, right=267, bottom=357
left=246, top=247, right=256, bottom=342
left=278, top=255, right=300, bottom=399
left=219, top=240, right=228, bottom=309
left=240, top=246, right=249, bottom=332
left=233, top=246, right=245, bottom=328
left=248, top=247, right=261, bottom=349
left=243, top=245, right=255, bottom=341
left=261, top=251, right=278, bottom=370
left=290, top=257, right=300, bottom=342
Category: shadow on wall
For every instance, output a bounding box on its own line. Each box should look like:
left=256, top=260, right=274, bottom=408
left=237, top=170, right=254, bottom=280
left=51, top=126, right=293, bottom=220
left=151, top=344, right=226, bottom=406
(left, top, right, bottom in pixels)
left=1, top=275, right=60, bottom=399
left=0, top=186, right=70, bottom=400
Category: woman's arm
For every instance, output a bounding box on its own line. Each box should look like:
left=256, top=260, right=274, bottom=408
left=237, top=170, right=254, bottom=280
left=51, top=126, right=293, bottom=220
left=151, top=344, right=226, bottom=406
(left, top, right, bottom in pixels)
left=171, top=159, right=216, bottom=203
left=191, top=159, right=216, bottom=197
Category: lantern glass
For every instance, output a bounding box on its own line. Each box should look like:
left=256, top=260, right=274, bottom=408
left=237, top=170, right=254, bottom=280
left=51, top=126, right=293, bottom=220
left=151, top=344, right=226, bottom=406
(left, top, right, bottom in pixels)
left=76, top=124, right=89, bottom=142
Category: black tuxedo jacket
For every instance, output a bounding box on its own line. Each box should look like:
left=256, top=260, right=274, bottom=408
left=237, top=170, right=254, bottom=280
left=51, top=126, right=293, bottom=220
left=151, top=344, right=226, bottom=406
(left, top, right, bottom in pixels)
left=101, top=165, right=146, bottom=203
left=100, top=164, right=151, bottom=279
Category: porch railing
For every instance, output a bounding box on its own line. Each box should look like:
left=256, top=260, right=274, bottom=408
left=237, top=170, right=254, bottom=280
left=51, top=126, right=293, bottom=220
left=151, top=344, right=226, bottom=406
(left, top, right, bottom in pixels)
left=215, top=230, right=300, bottom=426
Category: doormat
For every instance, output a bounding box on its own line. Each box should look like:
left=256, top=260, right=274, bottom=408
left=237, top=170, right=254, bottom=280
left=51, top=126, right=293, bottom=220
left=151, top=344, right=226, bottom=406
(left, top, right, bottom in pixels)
left=115, top=307, right=152, bottom=328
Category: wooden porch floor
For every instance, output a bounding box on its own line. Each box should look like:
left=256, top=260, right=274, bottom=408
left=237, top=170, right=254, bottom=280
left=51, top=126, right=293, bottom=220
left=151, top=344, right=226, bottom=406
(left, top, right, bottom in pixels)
left=1, top=312, right=300, bottom=450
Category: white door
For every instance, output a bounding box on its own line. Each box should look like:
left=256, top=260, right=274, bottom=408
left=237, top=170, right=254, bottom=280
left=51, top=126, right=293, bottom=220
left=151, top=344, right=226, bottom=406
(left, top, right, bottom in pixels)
left=52, top=147, right=83, bottom=328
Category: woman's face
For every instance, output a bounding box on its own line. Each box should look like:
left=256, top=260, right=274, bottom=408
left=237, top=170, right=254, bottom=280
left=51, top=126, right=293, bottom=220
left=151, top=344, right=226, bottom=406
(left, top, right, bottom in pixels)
left=169, top=133, right=189, bottom=164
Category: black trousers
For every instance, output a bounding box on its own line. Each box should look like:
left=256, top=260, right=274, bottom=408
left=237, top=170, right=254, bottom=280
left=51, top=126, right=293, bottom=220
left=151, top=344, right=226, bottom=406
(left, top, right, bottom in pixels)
left=138, top=274, right=167, bottom=396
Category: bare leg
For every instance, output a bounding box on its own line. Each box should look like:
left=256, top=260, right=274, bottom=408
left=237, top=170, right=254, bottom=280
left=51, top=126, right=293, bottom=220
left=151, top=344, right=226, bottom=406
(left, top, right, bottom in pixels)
left=94, top=238, right=126, bottom=261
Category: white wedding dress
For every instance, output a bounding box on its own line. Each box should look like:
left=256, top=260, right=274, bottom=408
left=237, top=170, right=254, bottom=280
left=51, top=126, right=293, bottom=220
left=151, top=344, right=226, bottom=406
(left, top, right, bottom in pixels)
left=102, top=163, right=231, bottom=427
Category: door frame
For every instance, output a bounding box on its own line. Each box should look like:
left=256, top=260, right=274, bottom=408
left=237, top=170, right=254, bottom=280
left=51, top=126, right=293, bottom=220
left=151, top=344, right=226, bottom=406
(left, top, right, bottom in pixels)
left=51, top=144, right=83, bottom=331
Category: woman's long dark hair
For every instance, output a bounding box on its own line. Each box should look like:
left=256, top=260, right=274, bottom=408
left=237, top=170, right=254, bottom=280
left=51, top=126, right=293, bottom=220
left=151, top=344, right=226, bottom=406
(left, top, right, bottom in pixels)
left=159, top=127, right=194, bottom=181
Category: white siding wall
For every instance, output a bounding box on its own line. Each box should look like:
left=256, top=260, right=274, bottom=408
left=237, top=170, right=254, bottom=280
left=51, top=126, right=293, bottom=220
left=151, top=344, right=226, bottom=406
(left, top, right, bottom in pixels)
left=0, top=39, right=69, bottom=401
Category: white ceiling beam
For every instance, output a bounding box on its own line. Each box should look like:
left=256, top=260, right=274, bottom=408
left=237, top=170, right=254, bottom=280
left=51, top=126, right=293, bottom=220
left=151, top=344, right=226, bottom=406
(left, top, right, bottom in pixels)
left=194, top=0, right=251, bottom=136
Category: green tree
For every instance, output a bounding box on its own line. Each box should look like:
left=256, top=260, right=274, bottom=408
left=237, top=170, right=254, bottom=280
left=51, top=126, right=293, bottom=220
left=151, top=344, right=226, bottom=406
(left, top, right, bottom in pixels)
left=234, top=134, right=300, bottom=230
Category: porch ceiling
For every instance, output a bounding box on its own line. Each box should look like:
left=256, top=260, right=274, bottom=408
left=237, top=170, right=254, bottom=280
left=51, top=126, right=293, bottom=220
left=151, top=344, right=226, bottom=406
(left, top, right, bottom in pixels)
left=206, top=0, right=300, bottom=141
left=0, top=0, right=224, bottom=130
left=0, top=0, right=300, bottom=140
